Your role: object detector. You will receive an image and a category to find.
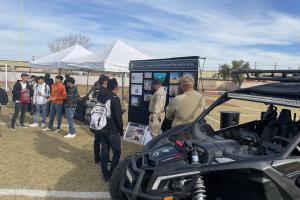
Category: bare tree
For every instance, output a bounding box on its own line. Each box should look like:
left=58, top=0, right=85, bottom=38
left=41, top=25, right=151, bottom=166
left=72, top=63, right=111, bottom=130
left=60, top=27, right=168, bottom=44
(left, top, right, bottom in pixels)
left=48, top=34, right=92, bottom=52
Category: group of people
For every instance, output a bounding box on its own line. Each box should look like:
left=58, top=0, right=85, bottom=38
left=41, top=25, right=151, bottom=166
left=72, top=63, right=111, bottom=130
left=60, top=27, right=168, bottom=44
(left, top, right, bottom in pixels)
left=148, top=75, right=205, bottom=136
left=10, top=73, right=78, bottom=138
left=8, top=71, right=205, bottom=183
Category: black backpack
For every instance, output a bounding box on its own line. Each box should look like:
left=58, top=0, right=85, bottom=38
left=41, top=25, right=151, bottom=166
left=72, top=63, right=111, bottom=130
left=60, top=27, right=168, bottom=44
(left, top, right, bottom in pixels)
left=0, top=88, right=8, bottom=105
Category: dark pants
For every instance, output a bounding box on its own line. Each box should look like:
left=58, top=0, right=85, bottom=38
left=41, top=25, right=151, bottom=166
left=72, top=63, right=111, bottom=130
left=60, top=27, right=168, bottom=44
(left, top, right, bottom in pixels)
left=94, top=130, right=111, bottom=162
left=99, top=132, right=121, bottom=178
left=11, top=102, right=29, bottom=126
left=48, top=103, right=63, bottom=129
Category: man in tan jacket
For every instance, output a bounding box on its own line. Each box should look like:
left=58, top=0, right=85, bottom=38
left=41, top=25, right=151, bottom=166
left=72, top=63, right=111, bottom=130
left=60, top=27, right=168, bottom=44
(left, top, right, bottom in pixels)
left=166, top=75, right=205, bottom=127
left=149, top=79, right=166, bottom=136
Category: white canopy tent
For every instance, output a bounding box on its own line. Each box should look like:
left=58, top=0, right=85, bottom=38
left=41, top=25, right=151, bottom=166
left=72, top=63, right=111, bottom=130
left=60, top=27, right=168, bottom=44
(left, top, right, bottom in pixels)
left=67, top=40, right=152, bottom=72
left=30, top=44, right=92, bottom=69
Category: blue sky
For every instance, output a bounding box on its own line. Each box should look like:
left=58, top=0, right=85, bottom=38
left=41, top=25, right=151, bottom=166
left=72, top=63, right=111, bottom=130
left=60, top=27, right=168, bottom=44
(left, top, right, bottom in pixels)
left=1, top=0, right=300, bottom=69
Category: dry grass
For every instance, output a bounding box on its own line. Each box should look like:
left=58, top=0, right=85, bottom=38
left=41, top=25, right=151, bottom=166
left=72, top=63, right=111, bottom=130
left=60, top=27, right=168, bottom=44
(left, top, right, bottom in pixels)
left=1, top=92, right=299, bottom=199
left=0, top=102, right=142, bottom=196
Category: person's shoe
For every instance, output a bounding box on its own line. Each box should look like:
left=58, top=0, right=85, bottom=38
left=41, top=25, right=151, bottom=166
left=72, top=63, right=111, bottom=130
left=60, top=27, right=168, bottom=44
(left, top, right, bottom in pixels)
left=29, top=123, right=39, bottom=127
left=20, top=124, right=28, bottom=128
left=64, top=133, right=76, bottom=138
left=41, top=123, right=46, bottom=128
left=43, top=128, right=51, bottom=131
left=11, top=125, right=16, bottom=130
left=103, top=174, right=111, bottom=183
left=54, top=129, right=61, bottom=133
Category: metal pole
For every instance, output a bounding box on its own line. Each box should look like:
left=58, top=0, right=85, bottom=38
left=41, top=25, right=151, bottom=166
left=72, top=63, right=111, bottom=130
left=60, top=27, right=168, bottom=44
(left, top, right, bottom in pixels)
left=121, top=72, right=125, bottom=107
left=5, top=64, right=8, bottom=91
left=86, top=71, right=90, bottom=94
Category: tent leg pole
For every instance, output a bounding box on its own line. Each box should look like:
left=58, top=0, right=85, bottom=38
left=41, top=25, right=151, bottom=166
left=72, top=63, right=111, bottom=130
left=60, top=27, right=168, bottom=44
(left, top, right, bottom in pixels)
left=121, top=73, right=125, bottom=107
left=5, top=64, right=8, bottom=91
left=86, top=71, right=90, bottom=94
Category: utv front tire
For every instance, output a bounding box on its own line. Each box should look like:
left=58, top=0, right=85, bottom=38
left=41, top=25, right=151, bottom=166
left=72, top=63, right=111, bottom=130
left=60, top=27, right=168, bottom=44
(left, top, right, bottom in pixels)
left=109, top=160, right=127, bottom=200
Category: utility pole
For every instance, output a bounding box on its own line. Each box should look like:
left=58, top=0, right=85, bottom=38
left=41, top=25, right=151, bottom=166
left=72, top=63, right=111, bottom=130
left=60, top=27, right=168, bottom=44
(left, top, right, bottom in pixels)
left=19, top=0, right=24, bottom=62
left=274, top=62, right=277, bottom=70
left=254, top=62, right=257, bottom=69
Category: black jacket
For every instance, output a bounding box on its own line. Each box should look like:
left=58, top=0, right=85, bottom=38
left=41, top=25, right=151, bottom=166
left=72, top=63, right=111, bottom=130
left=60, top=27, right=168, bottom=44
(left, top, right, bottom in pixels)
left=0, top=88, right=8, bottom=105
left=12, top=80, right=32, bottom=102
left=98, top=88, right=123, bottom=136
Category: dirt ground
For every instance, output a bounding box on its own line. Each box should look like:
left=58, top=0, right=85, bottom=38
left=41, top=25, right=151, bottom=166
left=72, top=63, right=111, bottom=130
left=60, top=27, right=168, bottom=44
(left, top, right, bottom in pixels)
left=1, top=93, right=299, bottom=199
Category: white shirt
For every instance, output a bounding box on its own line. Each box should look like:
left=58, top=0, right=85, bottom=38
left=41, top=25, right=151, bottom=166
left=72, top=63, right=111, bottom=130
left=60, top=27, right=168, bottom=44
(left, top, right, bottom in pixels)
left=21, top=82, right=27, bottom=90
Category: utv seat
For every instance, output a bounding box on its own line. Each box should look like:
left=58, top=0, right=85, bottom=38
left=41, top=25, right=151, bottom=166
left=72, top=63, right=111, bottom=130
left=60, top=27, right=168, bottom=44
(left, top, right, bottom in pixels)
left=260, top=109, right=294, bottom=143
left=260, top=109, right=297, bottom=154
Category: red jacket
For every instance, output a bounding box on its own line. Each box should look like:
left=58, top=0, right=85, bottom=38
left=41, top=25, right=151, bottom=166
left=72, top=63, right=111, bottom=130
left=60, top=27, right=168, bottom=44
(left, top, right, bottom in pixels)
left=50, top=82, right=67, bottom=104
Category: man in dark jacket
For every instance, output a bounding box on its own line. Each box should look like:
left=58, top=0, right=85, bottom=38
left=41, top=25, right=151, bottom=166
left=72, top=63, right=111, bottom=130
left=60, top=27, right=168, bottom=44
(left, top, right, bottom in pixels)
left=97, top=78, right=123, bottom=182
left=11, top=73, right=32, bottom=129
left=92, top=75, right=110, bottom=164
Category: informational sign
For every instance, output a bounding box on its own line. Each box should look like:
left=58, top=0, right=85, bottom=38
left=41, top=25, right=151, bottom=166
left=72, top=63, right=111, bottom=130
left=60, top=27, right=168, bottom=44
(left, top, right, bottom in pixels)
left=128, top=56, right=200, bottom=131
left=123, top=122, right=149, bottom=145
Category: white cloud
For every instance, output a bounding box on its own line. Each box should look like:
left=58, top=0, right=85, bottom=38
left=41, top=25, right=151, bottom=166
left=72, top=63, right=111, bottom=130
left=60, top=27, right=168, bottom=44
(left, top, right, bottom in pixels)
left=1, top=0, right=300, bottom=69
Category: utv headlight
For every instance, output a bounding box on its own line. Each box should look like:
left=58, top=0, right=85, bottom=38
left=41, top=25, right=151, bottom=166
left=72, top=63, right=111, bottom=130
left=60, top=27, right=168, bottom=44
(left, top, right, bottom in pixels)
left=152, top=171, right=200, bottom=190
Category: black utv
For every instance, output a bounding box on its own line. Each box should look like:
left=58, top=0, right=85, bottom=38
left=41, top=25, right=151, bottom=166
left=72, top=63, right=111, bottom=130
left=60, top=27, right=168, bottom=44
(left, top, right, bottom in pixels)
left=110, top=70, right=300, bottom=200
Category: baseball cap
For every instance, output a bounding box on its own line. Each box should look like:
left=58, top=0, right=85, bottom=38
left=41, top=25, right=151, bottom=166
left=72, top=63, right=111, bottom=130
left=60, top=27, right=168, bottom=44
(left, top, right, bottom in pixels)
left=152, top=79, right=162, bottom=85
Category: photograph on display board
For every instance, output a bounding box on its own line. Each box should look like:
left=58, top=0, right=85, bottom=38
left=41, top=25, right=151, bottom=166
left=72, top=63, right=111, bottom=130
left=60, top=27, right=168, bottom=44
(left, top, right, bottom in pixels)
left=144, top=72, right=152, bottom=79
left=153, top=72, right=167, bottom=84
left=169, top=85, right=178, bottom=96
left=144, top=80, right=152, bottom=91
left=131, top=73, right=143, bottom=83
left=131, top=96, right=141, bottom=106
left=123, top=122, right=148, bottom=145
left=144, top=92, right=152, bottom=102
left=131, top=84, right=143, bottom=95
left=170, top=72, right=181, bottom=84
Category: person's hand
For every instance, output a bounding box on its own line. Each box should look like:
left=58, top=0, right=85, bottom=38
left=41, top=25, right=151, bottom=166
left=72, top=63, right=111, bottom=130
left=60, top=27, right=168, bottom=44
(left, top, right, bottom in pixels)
left=21, top=89, right=27, bottom=92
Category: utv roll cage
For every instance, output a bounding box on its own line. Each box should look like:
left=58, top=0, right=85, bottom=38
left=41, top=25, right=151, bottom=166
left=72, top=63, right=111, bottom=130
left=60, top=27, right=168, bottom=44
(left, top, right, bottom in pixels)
left=232, top=69, right=300, bottom=88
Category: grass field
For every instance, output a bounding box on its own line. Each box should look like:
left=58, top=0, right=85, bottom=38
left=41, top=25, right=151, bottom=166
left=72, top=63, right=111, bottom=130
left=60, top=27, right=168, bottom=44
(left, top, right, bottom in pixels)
left=0, top=93, right=300, bottom=199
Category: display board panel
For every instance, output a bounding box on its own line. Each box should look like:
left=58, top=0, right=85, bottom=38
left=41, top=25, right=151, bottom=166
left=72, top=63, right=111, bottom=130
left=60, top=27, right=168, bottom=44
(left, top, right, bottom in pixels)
left=128, top=57, right=199, bottom=131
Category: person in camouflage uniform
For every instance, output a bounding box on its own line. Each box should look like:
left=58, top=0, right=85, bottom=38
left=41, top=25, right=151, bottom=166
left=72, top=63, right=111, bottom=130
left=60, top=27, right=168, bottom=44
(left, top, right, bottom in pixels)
left=148, top=79, right=166, bottom=136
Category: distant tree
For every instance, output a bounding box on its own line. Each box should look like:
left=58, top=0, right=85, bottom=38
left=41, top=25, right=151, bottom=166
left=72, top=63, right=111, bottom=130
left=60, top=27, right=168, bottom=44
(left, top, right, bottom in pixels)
left=48, top=34, right=92, bottom=53
left=231, top=60, right=250, bottom=82
left=219, top=64, right=231, bottom=80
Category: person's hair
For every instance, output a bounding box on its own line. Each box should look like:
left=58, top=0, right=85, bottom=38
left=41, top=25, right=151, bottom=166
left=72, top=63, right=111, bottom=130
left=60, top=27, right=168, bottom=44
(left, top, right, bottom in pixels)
left=179, top=75, right=195, bottom=90
left=66, top=77, right=75, bottom=84
left=65, top=74, right=71, bottom=79
left=30, top=75, right=36, bottom=79
left=45, top=73, right=50, bottom=79
left=107, top=78, right=118, bottom=91
left=38, top=76, right=45, bottom=80
left=98, top=74, right=110, bottom=85
left=55, top=75, right=64, bottom=81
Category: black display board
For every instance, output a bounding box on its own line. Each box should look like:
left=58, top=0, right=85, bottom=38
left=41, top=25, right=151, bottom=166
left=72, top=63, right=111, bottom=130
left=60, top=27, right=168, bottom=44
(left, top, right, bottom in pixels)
left=128, top=56, right=199, bottom=131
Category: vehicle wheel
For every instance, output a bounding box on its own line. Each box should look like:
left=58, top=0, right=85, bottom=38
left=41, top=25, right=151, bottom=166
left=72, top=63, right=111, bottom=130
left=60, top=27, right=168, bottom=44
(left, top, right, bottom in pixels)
left=109, top=160, right=128, bottom=200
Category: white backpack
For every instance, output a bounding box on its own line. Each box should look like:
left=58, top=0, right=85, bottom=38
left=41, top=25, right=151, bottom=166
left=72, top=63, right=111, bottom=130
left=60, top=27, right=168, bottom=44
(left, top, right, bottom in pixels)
left=90, top=100, right=111, bottom=131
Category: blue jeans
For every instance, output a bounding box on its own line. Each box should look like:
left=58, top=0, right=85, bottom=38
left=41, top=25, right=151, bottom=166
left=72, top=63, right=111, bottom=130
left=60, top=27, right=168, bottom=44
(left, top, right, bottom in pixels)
left=65, top=107, right=76, bottom=134
left=48, top=103, right=63, bottom=129
left=34, top=104, right=47, bottom=124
